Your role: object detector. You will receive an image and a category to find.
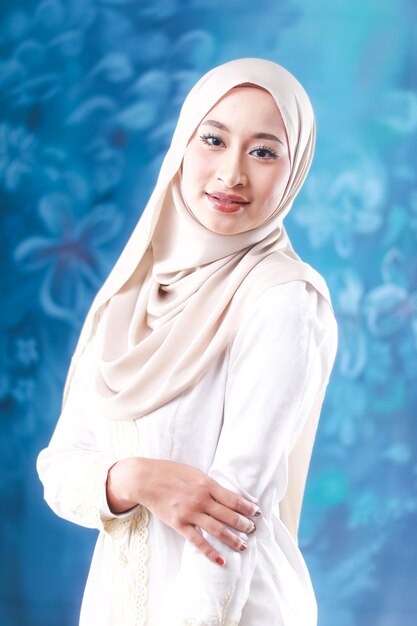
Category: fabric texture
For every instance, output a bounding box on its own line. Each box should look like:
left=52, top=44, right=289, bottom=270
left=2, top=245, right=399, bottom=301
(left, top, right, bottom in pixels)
left=37, top=281, right=338, bottom=626
left=57, top=56, right=336, bottom=541
left=37, top=56, right=340, bottom=624
left=62, top=56, right=331, bottom=423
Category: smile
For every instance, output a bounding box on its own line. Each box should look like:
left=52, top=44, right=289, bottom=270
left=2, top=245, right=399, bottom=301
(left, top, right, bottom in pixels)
left=206, top=193, right=249, bottom=213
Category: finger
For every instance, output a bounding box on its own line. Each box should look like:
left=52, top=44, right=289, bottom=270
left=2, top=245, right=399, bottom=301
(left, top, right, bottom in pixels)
left=195, top=513, right=250, bottom=552
left=207, top=499, right=256, bottom=535
left=182, top=525, right=231, bottom=567
left=209, top=481, right=260, bottom=518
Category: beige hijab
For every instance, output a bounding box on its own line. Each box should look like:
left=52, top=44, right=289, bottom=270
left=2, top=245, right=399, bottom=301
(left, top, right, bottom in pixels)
left=62, top=57, right=334, bottom=540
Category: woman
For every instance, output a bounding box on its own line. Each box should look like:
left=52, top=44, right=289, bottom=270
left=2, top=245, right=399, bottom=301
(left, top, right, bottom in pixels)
left=37, top=57, right=338, bottom=626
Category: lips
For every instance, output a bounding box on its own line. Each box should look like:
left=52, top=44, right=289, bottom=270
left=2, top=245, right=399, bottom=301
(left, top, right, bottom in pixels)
left=207, top=191, right=249, bottom=203
left=205, top=192, right=249, bottom=213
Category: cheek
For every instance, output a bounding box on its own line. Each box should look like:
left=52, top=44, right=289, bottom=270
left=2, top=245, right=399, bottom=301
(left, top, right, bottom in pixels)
left=257, top=167, right=290, bottom=211
left=269, top=162, right=290, bottom=196
left=182, top=148, right=208, bottom=192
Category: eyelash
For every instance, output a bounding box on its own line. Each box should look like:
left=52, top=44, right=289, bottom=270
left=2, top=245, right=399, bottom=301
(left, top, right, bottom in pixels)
left=198, top=132, right=279, bottom=160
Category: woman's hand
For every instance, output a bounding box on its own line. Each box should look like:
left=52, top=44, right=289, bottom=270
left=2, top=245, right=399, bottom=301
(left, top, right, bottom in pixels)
left=106, top=457, right=260, bottom=567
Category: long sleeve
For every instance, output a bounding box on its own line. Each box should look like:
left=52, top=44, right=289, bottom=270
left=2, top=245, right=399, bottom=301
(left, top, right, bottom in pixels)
left=157, top=280, right=338, bottom=626
left=36, top=336, right=141, bottom=534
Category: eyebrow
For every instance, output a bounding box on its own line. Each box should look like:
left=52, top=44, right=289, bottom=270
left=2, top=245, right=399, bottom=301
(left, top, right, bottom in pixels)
left=200, top=119, right=285, bottom=146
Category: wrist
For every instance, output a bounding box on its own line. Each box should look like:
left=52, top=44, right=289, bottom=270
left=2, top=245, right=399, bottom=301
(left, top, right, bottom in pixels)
left=106, top=458, right=143, bottom=514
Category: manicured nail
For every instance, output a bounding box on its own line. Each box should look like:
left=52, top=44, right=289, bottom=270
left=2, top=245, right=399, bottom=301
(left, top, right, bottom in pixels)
left=239, top=541, right=248, bottom=551
left=254, top=508, right=262, bottom=517
left=216, top=556, right=225, bottom=565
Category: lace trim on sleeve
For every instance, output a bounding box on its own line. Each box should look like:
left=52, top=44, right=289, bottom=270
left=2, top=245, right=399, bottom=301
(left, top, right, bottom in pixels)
left=109, top=420, right=151, bottom=626
left=66, top=455, right=114, bottom=528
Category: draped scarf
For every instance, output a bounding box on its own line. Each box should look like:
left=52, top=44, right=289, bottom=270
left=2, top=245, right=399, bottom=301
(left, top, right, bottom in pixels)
left=62, top=57, right=336, bottom=541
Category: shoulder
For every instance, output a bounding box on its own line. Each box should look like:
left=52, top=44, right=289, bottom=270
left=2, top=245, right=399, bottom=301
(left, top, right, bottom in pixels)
left=242, top=280, right=336, bottom=329
left=228, top=280, right=338, bottom=361
left=256, top=279, right=317, bottom=309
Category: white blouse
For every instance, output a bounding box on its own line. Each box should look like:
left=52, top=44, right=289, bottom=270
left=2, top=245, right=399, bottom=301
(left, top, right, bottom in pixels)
left=36, top=279, right=338, bottom=626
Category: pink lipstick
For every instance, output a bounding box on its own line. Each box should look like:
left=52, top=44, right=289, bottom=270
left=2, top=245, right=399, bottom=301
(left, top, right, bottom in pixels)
left=206, top=191, right=250, bottom=213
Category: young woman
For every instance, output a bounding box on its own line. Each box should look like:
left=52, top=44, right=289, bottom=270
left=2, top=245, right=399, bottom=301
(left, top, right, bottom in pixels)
left=37, top=57, right=338, bottom=626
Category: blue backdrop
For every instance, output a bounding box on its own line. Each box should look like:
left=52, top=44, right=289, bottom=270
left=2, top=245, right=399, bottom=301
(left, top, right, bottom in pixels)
left=1, top=1, right=416, bottom=624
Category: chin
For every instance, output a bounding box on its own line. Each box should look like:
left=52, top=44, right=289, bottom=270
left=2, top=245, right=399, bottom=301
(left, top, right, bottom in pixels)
left=206, top=221, right=242, bottom=236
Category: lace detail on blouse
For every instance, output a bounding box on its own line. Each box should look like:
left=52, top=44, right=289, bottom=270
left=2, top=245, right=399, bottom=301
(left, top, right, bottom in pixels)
left=67, top=455, right=112, bottom=528
left=182, top=586, right=239, bottom=626
left=109, top=420, right=151, bottom=626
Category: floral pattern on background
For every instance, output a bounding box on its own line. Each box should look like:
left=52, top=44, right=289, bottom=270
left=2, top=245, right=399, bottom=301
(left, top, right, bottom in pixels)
left=0, top=0, right=416, bottom=624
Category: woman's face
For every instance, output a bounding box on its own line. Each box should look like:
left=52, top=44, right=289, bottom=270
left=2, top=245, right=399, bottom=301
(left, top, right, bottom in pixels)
left=180, top=85, right=291, bottom=235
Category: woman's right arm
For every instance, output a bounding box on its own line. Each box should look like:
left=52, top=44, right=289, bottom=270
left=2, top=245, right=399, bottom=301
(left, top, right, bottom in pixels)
left=106, top=455, right=261, bottom=567
left=37, top=338, right=259, bottom=560
left=36, top=339, right=140, bottom=533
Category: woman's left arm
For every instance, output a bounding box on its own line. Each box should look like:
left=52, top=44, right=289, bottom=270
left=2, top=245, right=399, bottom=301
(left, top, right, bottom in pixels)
left=157, top=280, right=338, bottom=626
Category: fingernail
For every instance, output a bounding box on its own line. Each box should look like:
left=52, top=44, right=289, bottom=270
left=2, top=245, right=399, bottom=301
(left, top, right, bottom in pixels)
left=216, top=556, right=225, bottom=565
left=248, top=523, right=256, bottom=534
left=239, top=541, right=248, bottom=551
left=254, top=508, right=262, bottom=517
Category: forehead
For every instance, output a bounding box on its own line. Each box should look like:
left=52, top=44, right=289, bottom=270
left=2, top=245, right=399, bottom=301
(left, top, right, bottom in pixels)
left=205, top=85, right=278, bottom=117
left=201, top=85, right=283, bottom=127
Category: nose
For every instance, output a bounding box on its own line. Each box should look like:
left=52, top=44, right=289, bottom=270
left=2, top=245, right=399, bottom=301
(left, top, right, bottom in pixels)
left=216, top=149, right=247, bottom=187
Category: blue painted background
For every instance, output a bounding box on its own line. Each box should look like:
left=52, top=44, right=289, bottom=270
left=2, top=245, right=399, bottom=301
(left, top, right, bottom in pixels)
left=1, top=1, right=416, bottom=624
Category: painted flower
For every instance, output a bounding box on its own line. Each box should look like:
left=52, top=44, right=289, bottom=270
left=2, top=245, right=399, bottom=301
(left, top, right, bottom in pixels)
left=363, top=247, right=417, bottom=339
left=13, top=192, right=123, bottom=322
left=14, top=337, right=39, bottom=367
left=294, top=150, right=386, bottom=258
left=11, top=376, right=35, bottom=405
left=320, top=376, right=368, bottom=447
left=0, top=123, right=37, bottom=191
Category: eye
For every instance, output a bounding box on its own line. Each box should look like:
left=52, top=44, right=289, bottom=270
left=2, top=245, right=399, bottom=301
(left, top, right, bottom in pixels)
left=198, top=133, right=279, bottom=160
left=199, top=132, right=224, bottom=147
left=250, top=146, right=279, bottom=160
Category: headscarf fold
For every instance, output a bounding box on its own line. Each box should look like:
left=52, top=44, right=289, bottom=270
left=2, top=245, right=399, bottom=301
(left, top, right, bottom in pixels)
left=61, top=58, right=336, bottom=540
